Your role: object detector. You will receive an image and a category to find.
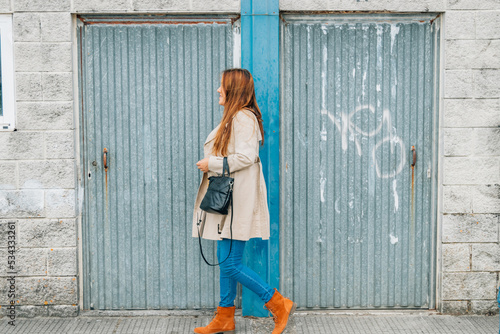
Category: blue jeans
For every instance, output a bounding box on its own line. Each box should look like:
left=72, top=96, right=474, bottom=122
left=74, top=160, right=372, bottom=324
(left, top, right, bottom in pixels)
left=217, top=238, right=275, bottom=307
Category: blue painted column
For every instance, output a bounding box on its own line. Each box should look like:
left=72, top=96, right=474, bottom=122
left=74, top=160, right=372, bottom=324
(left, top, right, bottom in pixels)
left=240, top=0, right=280, bottom=317
left=497, top=286, right=500, bottom=334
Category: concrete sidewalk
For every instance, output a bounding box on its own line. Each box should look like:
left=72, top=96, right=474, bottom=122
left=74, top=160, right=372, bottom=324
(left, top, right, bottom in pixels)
left=0, top=310, right=498, bottom=334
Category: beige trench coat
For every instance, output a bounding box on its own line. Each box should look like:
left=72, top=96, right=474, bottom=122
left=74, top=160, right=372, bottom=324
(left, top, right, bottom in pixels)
left=191, top=109, right=270, bottom=241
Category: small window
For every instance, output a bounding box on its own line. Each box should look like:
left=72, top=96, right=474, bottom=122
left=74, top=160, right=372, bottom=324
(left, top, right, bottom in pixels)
left=0, top=15, right=15, bottom=131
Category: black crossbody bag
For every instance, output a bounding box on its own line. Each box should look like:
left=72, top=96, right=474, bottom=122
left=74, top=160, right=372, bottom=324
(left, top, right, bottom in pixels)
left=197, top=157, right=234, bottom=266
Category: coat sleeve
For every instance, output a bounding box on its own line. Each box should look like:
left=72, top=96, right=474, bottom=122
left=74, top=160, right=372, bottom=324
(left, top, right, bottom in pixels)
left=208, top=111, right=258, bottom=174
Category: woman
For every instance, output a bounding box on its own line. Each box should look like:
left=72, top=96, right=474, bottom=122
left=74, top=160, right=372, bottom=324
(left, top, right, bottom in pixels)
left=192, top=68, right=296, bottom=334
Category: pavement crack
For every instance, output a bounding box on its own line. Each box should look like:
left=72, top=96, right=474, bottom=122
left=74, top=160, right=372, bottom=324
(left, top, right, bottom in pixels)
left=112, top=318, right=122, bottom=333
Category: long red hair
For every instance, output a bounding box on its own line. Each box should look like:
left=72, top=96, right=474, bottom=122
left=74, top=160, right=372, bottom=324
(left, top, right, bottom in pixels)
left=211, top=68, right=264, bottom=156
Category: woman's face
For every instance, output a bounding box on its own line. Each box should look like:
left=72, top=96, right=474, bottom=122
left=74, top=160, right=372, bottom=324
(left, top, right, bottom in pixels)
left=217, top=78, right=226, bottom=106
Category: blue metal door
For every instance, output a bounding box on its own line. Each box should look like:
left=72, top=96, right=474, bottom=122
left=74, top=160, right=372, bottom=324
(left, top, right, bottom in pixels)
left=78, top=15, right=240, bottom=310
left=280, top=14, right=441, bottom=309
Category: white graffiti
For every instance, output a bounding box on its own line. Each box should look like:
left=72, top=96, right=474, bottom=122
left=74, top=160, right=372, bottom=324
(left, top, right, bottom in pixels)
left=393, top=179, right=399, bottom=212
left=319, top=170, right=326, bottom=203
left=323, top=104, right=406, bottom=179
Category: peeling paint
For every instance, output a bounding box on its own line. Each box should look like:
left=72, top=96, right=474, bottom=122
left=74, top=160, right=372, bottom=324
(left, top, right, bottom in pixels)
left=390, top=23, right=400, bottom=54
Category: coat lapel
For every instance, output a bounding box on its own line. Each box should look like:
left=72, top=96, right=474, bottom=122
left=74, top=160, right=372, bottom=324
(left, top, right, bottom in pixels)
left=204, top=124, right=220, bottom=146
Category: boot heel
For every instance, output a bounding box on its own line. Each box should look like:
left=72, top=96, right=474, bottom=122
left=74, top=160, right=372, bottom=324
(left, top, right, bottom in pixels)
left=221, top=331, right=235, bottom=334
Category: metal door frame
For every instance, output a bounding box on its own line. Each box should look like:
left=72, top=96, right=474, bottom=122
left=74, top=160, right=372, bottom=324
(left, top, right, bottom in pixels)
left=75, top=14, right=242, bottom=311
left=278, top=12, right=442, bottom=310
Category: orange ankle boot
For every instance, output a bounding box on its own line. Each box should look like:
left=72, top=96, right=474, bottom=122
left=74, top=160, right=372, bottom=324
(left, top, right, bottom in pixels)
left=194, top=306, right=236, bottom=334
left=264, top=289, right=297, bottom=334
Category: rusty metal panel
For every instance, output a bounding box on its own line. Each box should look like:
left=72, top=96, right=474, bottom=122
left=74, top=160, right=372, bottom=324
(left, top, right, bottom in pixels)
left=280, top=14, right=440, bottom=309
left=78, top=16, right=239, bottom=309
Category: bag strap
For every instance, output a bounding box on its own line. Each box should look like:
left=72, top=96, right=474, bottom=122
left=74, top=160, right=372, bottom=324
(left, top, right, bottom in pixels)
left=222, top=156, right=230, bottom=177
left=197, top=191, right=233, bottom=266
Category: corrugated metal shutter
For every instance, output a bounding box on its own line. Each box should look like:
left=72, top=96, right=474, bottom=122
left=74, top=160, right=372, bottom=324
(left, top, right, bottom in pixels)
left=280, top=14, right=440, bottom=309
left=78, top=16, right=239, bottom=310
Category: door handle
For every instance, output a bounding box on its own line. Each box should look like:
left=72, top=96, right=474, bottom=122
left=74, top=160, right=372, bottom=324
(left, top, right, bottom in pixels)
left=103, top=148, right=109, bottom=171
left=411, top=146, right=416, bottom=167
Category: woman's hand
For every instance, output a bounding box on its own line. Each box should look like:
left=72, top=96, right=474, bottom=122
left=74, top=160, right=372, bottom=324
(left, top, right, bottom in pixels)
left=196, top=157, right=210, bottom=173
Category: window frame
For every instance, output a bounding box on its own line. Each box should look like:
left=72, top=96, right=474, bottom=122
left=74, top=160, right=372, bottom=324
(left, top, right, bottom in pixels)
left=0, top=14, right=15, bottom=131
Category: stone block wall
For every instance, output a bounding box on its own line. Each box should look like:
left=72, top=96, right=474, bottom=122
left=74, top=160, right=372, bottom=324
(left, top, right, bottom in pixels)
left=440, top=1, right=500, bottom=315
left=0, top=1, right=77, bottom=319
